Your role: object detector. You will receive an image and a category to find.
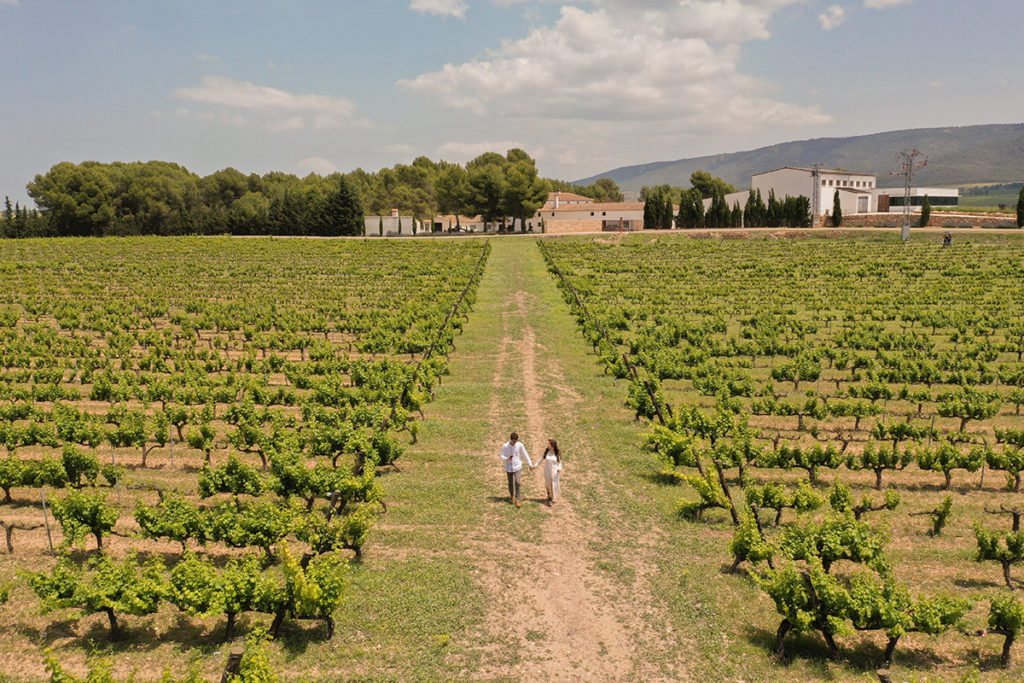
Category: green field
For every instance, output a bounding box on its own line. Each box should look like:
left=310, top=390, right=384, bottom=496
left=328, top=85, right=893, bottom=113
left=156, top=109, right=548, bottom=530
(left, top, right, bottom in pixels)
left=3, top=232, right=1024, bottom=681
left=957, top=188, right=1022, bottom=210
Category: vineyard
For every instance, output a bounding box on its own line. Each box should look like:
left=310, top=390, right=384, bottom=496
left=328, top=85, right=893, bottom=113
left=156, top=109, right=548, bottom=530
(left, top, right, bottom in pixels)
left=0, top=236, right=487, bottom=680
left=541, top=231, right=1024, bottom=676
left=7, top=230, right=1024, bottom=680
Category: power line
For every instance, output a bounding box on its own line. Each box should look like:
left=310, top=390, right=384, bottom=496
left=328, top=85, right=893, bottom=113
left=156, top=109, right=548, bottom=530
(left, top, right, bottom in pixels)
left=890, top=149, right=928, bottom=241
left=810, top=163, right=823, bottom=227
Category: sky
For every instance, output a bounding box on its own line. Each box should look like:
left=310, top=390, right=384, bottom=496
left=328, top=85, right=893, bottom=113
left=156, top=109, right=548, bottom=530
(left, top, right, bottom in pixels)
left=1, top=0, right=1023, bottom=204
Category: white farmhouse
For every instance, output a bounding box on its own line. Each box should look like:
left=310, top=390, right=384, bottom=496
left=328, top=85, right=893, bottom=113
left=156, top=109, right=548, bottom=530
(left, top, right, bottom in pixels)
left=528, top=201, right=647, bottom=233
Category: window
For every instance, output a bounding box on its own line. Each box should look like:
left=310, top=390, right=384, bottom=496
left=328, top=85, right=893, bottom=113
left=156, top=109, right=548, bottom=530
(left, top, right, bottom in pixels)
left=889, top=195, right=959, bottom=207
left=602, top=212, right=607, bottom=216
left=591, top=211, right=594, bottom=216
left=828, top=180, right=833, bottom=186
left=822, top=180, right=827, bottom=186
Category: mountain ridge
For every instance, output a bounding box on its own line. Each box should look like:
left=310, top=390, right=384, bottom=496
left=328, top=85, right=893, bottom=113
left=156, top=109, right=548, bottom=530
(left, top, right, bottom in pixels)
left=575, top=123, right=1024, bottom=190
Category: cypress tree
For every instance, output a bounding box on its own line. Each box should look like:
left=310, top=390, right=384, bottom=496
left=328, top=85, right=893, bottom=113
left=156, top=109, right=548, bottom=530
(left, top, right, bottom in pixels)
left=643, top=195, right=654, bottom=230
left=1017, top=186, right=1024, bottom=228
left=662, top=193, right=674, bottom=229
left=378, top=216, right=383, bottom=236
left=731, top=202, right=743, bottom=228
left=766, top=190, right=780, bottom=227
left=398, top=217, right=402, bottom=235
left=831, top=189, right=842, bottom=227
left=743, top=190, right=757, bottom=228
left=2, top=196, right=11, bottom=238
left=694, top=190, right=705, bottom=228
left=918, top=195, right=931, bottom=227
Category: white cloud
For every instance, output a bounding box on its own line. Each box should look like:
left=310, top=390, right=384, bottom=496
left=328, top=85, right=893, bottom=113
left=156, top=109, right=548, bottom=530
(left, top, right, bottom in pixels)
left=176, top=76, right=354, bottom=116
left=296, top=157, right=339, bottom=176
left=410, top=0, right=467, bottom=18
left=381, top=143, right=417, bottom=156
left=400, top=5, right=830, bottom=129
left=174, top=75, right=358, bottom=132
left=864, top=0, right=911, bottom=8
left=0, top=0, right=20, bottom=6
left=496, top=0, right=803, bottom=42
left=195, top=53, right=221, bottom=63
left=818, top=5, right=845, bottom=30
left=436, top=140, right=527, bottom=161
left=172, top=107, right=251, bottom=127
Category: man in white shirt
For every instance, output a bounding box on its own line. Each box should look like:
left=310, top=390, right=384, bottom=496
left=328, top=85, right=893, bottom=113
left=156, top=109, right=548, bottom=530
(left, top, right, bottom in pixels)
left=499, top=432, right=534, bottom=507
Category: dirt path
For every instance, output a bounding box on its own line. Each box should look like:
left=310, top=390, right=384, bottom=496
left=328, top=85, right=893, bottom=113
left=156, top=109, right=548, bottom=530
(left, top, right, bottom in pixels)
left=464, top=240, right=679, bottom=682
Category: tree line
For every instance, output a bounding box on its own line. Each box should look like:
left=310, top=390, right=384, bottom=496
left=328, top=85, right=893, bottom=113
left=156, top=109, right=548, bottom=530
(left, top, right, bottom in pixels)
left=3, top=149, right=625, bottom=238
left=641, top=171, right=810, bottom=230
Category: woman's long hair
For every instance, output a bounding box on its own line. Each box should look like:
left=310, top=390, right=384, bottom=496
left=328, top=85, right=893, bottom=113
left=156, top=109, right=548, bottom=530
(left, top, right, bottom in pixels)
left=546, top=439, right=560, bottom=461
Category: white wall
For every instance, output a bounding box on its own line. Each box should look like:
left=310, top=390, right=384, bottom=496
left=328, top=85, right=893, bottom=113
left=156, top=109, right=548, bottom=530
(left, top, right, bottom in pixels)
left=363, top=216, right=422, bottom=236
left=754, top=169, right=879, bottom=214
left=528, top=206, right=643, bottom=231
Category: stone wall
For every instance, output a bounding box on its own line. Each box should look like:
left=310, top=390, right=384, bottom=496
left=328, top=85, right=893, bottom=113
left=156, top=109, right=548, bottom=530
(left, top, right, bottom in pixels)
left=545, top=219, right=604, bottom=234
left=840, top=212, right=1018, bottom=229
left=544, top=219, right=646, bottom=234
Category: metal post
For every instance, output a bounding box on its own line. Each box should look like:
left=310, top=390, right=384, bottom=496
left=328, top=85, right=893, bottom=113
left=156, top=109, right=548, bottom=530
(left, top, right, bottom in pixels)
left=40, top=489, right=55, bottom=556
left=810, top=164, right=823, bottom=227
left=111, top=451, right=122, bottom=506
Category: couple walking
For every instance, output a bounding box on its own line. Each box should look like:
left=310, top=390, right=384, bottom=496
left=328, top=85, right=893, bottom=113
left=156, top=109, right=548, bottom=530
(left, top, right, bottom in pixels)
left=499, top=432, right=562, bottom=507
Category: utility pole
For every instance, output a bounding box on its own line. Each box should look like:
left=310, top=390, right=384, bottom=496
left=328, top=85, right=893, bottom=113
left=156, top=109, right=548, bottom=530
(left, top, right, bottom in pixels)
left=891, top=149, right=927, bottom=241
left=810, top=164, right=823, bottom=227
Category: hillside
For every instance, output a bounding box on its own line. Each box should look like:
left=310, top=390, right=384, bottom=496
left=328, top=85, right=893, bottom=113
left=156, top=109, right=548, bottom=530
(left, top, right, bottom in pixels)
left=577, top=123, right=1024, bottom=190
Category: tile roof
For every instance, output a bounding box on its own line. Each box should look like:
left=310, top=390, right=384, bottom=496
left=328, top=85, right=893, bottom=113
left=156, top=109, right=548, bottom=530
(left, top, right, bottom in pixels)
left=545, top=191, right=594, bottom=203
left=543, top=202, right=646, bottom=213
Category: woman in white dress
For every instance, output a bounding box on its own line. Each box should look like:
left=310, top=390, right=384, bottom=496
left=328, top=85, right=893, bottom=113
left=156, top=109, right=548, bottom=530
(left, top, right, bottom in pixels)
left=541, top=439, right=562, bottom=506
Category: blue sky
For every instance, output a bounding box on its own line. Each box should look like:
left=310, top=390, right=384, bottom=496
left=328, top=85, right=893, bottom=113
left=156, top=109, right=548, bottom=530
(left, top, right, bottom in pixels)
left=1, top=0, right=1022, bottom=204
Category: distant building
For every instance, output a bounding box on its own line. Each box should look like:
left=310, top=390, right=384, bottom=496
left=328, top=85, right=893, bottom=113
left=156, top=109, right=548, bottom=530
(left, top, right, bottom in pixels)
left=717, top=166, right=958, bottom=218
left=363, top=209, right=423, bottom=237
left=529, top=200, right=648, bottom=233
left=431, top=214, right=486, bottom=232
left=542, top=191, right=595, bottom=209
left=877, top=186, right=959, bottom=213
left=753, top=167, right=880, bottom=216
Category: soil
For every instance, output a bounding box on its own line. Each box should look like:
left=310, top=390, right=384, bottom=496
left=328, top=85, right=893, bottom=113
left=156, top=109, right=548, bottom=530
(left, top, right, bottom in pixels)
left=470, top=276, right=674, bottom=681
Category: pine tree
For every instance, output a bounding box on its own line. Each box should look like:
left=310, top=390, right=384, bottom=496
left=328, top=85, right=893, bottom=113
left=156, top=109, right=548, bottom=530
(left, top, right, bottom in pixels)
left=919, top=195, right=931, bottom=228
left=311, top=175, right=364, bottom=236
left=831, top=189, right=842, bottom=227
